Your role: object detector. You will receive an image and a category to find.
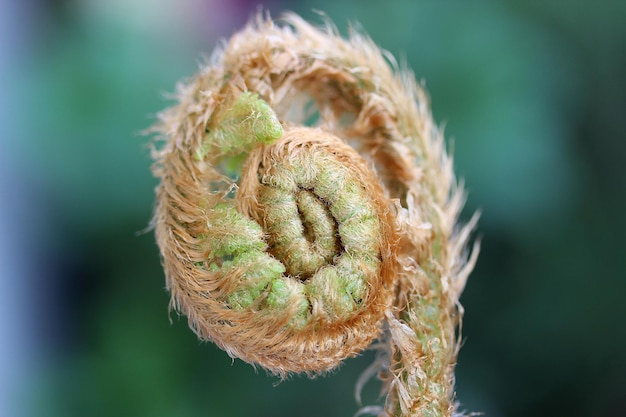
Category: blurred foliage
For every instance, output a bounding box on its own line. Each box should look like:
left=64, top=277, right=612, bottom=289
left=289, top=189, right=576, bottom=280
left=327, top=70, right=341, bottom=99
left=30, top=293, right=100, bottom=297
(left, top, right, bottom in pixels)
left=4, top=0, right=625, bottom=416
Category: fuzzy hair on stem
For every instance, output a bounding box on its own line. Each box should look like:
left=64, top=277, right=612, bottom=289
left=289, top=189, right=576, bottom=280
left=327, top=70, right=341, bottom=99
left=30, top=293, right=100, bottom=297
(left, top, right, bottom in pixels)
left=151, top=12, right=479, bottom=417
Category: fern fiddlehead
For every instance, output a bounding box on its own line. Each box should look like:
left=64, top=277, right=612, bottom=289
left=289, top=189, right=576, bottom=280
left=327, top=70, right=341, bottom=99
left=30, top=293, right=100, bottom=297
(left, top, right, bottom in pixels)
left=152, top=13, right=478, bottom=417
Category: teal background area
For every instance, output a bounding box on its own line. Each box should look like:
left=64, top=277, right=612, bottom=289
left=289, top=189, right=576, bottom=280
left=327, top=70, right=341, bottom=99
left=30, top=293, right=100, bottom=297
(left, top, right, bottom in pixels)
left=1, top=1, right=625, bottom=416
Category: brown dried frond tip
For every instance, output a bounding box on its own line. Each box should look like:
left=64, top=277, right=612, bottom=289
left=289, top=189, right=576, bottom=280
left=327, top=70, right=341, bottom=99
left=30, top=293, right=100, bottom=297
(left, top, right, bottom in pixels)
left=151, top=12, right=478, bottom=417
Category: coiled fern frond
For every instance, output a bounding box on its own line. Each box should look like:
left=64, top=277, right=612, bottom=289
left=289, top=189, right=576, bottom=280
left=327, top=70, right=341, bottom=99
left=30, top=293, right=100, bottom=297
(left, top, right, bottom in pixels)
left=151, top=13, right=479, bottom=417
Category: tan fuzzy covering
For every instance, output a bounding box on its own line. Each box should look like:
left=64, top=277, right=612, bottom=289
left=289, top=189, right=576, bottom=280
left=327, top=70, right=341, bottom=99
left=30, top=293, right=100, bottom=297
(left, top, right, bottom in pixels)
left=151, top=12, right=478, bottom=417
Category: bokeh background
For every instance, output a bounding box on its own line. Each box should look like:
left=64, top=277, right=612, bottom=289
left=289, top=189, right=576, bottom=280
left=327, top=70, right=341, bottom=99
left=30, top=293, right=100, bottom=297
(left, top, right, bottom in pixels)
left=1, top=0, right=625, bottom=416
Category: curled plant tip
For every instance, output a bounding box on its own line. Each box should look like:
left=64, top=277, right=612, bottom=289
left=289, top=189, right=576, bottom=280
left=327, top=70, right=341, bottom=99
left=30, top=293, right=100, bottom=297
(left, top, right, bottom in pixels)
left=151, top=12, right=478, bottom=417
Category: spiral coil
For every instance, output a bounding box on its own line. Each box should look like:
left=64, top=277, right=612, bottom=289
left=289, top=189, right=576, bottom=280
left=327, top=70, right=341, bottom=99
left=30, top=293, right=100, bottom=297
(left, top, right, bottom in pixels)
left=152, top=13, right=478, bottom=416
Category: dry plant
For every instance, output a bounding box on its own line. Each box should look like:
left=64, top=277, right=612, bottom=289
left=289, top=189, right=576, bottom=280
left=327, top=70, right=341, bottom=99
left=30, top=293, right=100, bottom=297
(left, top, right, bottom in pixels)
left=151, top=12, right=479, bottom=417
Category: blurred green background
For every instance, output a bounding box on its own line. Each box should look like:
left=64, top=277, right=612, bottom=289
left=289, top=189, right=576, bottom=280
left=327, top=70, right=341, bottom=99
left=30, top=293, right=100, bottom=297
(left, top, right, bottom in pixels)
left=1, top=0, right=625, bottom=416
